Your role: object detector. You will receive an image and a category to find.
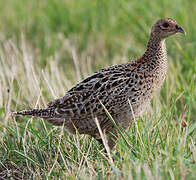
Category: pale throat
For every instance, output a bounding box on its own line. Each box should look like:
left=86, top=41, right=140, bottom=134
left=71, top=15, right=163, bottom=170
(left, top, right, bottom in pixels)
left=143, top=34, right=168, bottom=88
left=143, top=34, right=167, bottom=63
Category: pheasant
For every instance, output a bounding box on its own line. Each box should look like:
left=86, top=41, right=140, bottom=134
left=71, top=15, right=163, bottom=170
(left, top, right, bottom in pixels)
left=14, top=18, right=185, bottom=149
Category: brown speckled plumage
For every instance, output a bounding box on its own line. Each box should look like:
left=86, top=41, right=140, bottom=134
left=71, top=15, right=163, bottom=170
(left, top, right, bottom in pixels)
left=14, top=18, right=185, bottom=149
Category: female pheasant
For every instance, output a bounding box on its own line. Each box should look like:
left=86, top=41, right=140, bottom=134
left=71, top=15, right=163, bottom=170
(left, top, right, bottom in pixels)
left=14, top=18, right=185, bottom=149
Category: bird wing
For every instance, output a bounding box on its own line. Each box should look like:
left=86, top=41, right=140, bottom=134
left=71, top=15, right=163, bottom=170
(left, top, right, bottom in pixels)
left=46, top=62, right=143, bottom=118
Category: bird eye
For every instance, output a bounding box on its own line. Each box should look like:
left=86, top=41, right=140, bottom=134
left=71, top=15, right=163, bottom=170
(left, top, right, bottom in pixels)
left=162, top=23, right=169, bottom=28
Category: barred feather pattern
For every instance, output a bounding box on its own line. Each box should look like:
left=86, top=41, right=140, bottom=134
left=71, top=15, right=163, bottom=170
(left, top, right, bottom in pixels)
left=13, top=108, right=55, bottom=118
left=14, top=18, right=185, bottom=149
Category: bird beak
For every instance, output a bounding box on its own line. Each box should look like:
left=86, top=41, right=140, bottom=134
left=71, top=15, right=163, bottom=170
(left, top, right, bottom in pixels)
left=176, top=25, right=186, bottom=35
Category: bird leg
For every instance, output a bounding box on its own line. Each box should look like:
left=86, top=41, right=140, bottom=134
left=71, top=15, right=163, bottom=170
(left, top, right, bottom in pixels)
left=95, top=130, right=118, bottom=151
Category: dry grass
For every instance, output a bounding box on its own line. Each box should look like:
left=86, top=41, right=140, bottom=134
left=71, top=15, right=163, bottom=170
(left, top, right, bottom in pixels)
left=0, top=33, right=195, bottom=179
left=0, top=0, right=196, bottom=179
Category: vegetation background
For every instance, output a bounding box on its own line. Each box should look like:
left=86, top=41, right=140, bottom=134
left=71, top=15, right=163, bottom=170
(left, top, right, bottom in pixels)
left=0, top=0, right=195, bottom=179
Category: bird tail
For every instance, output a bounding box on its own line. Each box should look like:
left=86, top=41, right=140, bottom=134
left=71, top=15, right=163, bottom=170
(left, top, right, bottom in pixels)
left=13, top=108, right=55, bottom=118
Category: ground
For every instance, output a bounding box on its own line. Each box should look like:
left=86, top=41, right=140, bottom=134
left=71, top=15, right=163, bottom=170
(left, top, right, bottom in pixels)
left=0, top=0, right=196, bottom=179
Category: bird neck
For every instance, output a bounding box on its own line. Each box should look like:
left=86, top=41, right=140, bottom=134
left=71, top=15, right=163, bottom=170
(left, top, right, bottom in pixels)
left=143, top=34, right=167, bottom=64
left=142, top=33, right=168, bottom=89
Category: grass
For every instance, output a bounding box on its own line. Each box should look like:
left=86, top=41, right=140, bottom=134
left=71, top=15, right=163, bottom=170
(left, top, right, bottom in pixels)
left=0, top=0, right=196, bottom=179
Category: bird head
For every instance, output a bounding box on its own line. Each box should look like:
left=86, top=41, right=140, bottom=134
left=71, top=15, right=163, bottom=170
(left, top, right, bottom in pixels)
left=151, top=18, right=186, bottom=39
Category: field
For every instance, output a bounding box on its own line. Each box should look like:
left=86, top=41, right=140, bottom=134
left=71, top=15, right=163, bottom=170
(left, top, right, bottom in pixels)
left=0, top=0, right=196, bottom=179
